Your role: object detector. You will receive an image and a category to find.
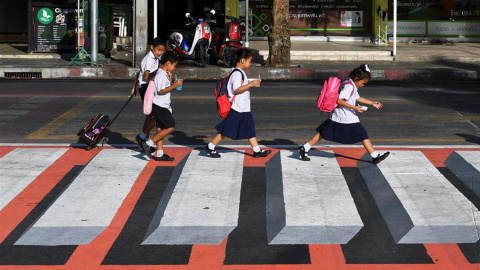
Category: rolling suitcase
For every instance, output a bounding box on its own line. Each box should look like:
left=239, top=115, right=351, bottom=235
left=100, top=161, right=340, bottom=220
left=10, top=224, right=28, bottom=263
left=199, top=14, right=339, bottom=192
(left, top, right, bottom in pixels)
left=77, top=95, right=133, bottom=150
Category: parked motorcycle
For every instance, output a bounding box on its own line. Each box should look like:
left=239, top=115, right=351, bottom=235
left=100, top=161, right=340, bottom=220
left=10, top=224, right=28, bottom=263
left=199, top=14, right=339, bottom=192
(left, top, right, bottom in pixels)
left=166, top=11, right=214, bottom=67
left=207, top=8, right=243, bottom=67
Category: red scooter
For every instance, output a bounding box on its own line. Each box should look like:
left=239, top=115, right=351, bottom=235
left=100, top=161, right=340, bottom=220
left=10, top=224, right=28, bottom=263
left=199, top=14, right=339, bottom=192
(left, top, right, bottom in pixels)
left=207, top=8, right=243, bottom=67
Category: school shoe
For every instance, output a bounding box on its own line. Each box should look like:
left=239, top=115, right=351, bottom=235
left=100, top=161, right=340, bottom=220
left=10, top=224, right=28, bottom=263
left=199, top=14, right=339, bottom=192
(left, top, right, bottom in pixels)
left=372, top=152, right=390, bottom=164
left=141, top=141, right=155, bottom=160
left=135, top=135, right=155, bottom=153
left=297, top=146, right=310, bottom=161
left=152, top=154, right=175, bottom=161
left=252, top=149, right=272, bottom=158
left=204, top=145, right=221, bottom=158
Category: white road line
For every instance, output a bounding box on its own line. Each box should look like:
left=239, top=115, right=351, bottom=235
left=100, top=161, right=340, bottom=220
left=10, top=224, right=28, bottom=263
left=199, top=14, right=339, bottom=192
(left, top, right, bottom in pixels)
left=0, top=148, right=67, bottom=210
left=266, top=150, right=363, bottom=244
left=15, top=149, right=147, bottom=246
left=142, top=149, right=244, bottom=245
left=445, top=151, right=480, bottom=199
left=359, top=151, right=480, bottom=243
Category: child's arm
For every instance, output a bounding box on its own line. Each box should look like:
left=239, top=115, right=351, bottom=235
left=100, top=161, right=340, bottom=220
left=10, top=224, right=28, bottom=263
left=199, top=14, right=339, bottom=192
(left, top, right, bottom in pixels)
left=131, top=72, right=139, bottom=96
left=337, top=99, right=364, bottom=113
left=158, top=80, right=182, bottom=95
left=234, top=79, right=260, bottom=95
left=357, top=97, right=383, bottom=109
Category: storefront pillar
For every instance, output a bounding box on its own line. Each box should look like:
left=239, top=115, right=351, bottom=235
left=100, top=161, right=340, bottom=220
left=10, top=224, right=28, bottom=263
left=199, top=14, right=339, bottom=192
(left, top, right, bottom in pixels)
left=134, top=0, right=148, bottom=68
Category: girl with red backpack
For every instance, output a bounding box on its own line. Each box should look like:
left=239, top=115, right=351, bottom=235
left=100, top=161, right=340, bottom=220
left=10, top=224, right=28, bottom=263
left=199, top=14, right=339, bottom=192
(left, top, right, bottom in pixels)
left=204, top=48, right=271, bottom=158
left=298, top=64, right=390, bottom=164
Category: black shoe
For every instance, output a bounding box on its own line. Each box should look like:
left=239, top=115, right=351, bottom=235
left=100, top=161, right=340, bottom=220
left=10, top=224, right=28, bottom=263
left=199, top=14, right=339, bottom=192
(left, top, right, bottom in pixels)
left=152, top=154, right=175, bottom=161
left=297, top=146, right=310, bottom=161
left=141, top=141, right=154, bottom=160
left=204, top=145, right=221, bottom=158
left=253, top=149, right=272, bottom=158
left=135, top=135, right=144, bottom=152
left=372, top=152, right=390, bottom=164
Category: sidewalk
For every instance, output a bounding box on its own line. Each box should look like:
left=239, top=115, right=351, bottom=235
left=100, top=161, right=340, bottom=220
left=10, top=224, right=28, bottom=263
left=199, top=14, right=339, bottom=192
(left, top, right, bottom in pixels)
left=0, top=41, right=479, bottom=80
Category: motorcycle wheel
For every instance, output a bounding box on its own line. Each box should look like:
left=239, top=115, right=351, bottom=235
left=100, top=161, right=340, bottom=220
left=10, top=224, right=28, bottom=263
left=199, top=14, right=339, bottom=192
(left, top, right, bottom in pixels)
left=223, top=47, right=238, bottom=68
left=196, top=45, right=207, bottom=68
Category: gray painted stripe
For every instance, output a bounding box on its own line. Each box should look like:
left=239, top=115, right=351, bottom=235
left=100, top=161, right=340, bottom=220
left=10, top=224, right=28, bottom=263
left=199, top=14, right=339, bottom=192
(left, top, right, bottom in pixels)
left=360, top=151, right=480, bottom=243
left=0, top=110, right=30, bottom=116
left=0, top=148, right=68, bottom=210
left=445, top=151, right=480, bottom=199
left=15, top=149, right=147, bottom=246
left=142, top=150, right=244, bottom=245
left=267, top=150, right=363, bottom=244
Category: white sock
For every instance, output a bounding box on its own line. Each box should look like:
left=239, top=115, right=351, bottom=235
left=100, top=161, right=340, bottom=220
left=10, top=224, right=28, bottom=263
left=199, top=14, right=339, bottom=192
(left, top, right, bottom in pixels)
left=146, top=139, right=154, bottom=147
left=303, top=142, right=311, bottom=152
left=208, top=142, right=216, bottom=150
left=139, top=133, right=147, bottom=140
left=156, top=149, right=164, bottom=157
left=253, top=146, right=261, bottom=153
left=370, top=151, right=379, bottom=158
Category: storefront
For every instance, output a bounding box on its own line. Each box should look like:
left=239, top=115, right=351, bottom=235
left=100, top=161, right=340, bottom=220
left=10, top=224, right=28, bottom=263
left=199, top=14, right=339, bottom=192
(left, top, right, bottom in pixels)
left=387, top=0, right=480, bottom=39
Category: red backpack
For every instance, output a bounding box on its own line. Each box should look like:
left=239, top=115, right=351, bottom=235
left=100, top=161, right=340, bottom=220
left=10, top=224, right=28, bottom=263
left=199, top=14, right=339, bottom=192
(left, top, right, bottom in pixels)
left=214, top=69, right=244, bottom=118
left=317, top=77, right=354, bottom=113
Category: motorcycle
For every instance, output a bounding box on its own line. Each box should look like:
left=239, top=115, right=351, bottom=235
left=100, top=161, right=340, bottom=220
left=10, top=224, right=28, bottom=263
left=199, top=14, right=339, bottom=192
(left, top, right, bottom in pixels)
left=207, top=8, right=243, bottom=67
left=166, top=11, right=214, bottom=67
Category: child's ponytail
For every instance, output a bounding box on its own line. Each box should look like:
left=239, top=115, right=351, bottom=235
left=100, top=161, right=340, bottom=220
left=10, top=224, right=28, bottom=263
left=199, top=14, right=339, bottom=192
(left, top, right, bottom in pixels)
left=350, top=64, right=371, bottom=81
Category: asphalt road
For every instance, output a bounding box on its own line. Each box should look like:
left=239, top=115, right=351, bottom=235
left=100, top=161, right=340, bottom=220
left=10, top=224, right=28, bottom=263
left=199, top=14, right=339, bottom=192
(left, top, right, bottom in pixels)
left=0, top=79, right=479, bottom=146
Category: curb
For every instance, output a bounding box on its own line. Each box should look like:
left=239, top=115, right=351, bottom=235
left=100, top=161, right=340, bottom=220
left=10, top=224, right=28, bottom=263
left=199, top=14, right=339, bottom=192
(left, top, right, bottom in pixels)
left=0, top=66, right=478, bottom=81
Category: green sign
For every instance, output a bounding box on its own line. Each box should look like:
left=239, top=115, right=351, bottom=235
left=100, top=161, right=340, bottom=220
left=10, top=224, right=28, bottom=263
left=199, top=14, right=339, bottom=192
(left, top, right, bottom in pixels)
left=37, top=8, right=54, bottom=24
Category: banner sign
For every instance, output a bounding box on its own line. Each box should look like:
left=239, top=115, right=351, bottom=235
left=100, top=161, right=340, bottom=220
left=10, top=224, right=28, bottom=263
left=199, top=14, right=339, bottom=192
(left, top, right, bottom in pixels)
left=388, top=20, right=480, bottom=37
left=31, top=6, right=77, bottom=52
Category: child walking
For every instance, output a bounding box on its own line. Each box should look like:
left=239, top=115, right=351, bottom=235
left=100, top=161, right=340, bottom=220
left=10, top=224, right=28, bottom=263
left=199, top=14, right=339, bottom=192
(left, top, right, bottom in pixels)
left=140, top=51, right=183, bottom=161
left=131, top=37, right=167, bottom=153
left=204, top=48, right=271, bottom=158
left=298, top=64, right=390, bottom=164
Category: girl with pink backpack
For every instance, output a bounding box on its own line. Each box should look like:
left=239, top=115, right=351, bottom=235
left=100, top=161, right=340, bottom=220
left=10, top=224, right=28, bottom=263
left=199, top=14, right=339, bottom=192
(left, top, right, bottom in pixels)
left=298, top=64, right=390, bottom=164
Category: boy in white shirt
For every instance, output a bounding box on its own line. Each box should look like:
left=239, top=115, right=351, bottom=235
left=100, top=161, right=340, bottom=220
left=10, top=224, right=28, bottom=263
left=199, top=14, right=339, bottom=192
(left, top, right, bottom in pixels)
left=141, top=51, right=183, bottom=161
left=131, top=37, right=167, bottom=153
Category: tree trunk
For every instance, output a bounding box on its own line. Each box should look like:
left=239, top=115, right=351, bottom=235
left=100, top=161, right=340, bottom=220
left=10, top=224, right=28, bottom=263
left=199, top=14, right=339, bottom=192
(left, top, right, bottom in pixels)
left=266, top=0, right=291, bottom=67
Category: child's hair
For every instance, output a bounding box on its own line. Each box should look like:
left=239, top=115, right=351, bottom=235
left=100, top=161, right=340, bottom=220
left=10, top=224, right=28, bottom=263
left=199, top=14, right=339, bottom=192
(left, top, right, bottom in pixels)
left=234, top=48, right=253, bottom=64
left=350, top=64, right=371, bottom=81
left=160, top=51, right=179, bottom=65
left=151, top=37, right=166, bottom=47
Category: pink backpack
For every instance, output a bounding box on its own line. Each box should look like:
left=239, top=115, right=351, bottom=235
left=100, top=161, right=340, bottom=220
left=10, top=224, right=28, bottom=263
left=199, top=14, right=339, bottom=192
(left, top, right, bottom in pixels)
left=317, top=77, right=354, bottom=113
left=143, top=80, right=156, bottom=115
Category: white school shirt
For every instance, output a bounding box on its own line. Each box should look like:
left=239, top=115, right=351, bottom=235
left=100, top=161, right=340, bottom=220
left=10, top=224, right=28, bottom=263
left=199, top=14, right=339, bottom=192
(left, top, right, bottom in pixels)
left=228, top=68, right=250, bottom=113
left=152, top=69, right=172, bottom=112
left=331, top=79, right=360, bottom=124
left=137, top=51, right=159, bottom=88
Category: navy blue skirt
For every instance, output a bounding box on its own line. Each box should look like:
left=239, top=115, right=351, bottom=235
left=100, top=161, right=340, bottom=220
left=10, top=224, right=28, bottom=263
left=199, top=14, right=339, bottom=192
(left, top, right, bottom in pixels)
left=316, top=119, right=369, bottom=144
left=215, top=109, right=256, bottom=140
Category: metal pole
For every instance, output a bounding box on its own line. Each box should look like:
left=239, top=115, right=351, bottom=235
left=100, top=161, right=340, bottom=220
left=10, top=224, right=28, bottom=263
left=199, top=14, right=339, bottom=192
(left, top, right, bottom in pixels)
left=393, top=0, right=397, bottom=58
left=132, top=0, right=136, bottom=67
left=154, top=0, right=157, bottom=38
left=77, top=0, right=80, bottom=52
left=91, top=0, right=99, bottom=63
left=245, top=0, right=249, bottom=47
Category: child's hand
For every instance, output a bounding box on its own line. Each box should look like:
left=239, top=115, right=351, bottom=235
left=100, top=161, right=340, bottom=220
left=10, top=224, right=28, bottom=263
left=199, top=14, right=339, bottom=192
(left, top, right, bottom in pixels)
left=131, top=86, right=137, bottom=96
left=249, top=79, right=261, bottom=88
left=174, top=78, right=183, bottom=87
left=354, top=106, right=365, bottom=113
left=166, top=71, right=172, bottom=79
left=372, top=101, right=383, bottom=109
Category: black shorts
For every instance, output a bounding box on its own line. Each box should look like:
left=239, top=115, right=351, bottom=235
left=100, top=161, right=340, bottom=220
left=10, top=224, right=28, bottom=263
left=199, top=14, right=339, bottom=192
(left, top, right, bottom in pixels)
left=152, top=104, right=175, bottom=129
left=138, top=84, right=148, bottom=101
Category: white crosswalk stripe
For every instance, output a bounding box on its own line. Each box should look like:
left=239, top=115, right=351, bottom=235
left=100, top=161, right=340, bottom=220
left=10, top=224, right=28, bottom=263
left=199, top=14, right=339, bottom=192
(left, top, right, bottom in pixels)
left=266, top=150, right=363, bottom=244
left=15, top=149, right=148, bottom=246
left=1, top=148, right=479, bottom=245
left=0, top=148, right=67, bottom=210
left=142, top=150, right=245, bottom=245
left=359, top=151, right=480, bottom=243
